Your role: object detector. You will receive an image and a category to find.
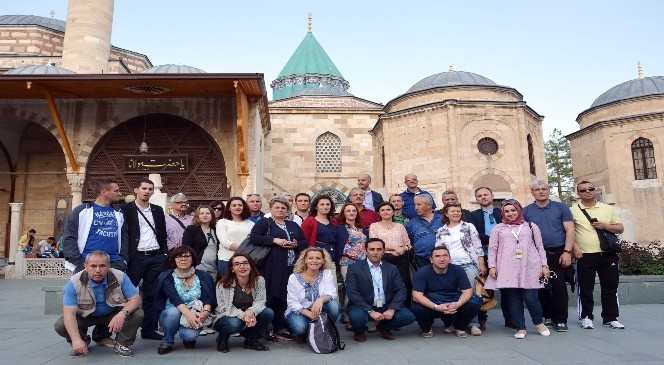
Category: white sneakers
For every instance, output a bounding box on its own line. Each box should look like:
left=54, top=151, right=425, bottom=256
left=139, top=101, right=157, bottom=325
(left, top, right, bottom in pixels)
left=535, top=323, right=551, bottom=336
left=580, top=317, right=594, bottom=329
left=470, top=325, right=482, bottom=336
left=514, top=330, right=527, bottom=339
left=603, top=320, right=625, bottom=329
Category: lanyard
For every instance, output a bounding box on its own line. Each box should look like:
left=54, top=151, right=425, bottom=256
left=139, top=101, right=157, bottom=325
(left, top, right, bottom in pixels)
left=510, top=224, right=523, bottom=244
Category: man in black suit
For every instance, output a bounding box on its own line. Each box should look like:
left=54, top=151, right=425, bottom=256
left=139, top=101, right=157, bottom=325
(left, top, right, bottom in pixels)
left=345, top=238, right=416, bottom=342
left=468, top=186, right=511, bottom=329
left=122, top=178, right=168, bottom=340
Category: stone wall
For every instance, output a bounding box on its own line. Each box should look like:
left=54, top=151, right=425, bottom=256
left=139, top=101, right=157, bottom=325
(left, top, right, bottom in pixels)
left=569, top=114, right=664, bottom=242
left=577, top=95, right=664, bottom=128
left=266, top=95, right=381, bottom=199
left=376, top=96, right=546, bottom=209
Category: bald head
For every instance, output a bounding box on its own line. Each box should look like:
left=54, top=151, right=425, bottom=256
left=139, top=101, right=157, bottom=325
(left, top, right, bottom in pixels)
left=358, top=174, right=372, bottom=190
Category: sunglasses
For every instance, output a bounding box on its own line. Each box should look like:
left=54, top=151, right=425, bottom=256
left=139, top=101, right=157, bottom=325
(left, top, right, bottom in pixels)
left=213, top=207, right=224, bottom=211
left=539, top=271, right=558, bottom=286
left=578, top=187, right=596, bottom=193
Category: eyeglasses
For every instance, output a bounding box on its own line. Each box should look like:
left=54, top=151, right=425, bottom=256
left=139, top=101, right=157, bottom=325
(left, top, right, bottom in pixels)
left=539, top=271, right=558, bottom=285
left=175, top=254, right=192, bottom=259
left=578, top=187, right=596, bottom=193
left=232, top=261, right=250, bottom=267
left=214, top=207, right=224, bottom=211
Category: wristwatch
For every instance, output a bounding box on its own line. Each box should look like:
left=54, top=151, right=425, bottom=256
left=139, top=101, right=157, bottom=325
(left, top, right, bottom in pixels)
left=122, top=309, right=130, bottom=317
left=563, top=249, right=572, bottom=254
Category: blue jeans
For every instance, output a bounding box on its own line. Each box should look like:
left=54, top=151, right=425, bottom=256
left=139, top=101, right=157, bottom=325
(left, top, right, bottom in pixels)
left=286, top=300, right=340, bottom=336
left=217, top=260, right=230, bottom=278
left=502, top=288, right=543, bottom=330
left=159, top=306, right=200, bottom=345
left=213, top=308, right=274, bottom=342
left=348, top=305, right=415, bottom=333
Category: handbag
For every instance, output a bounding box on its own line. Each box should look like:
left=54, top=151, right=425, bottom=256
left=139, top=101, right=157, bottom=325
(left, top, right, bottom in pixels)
left=179, top=300, right=212, bottom=329
left=236, top=218, right=273, bottom=265
left=577, top=205, right=621, bottom=254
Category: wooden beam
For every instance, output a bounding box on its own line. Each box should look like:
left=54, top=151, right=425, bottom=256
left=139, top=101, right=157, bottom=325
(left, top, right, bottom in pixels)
left=234, top=81, right=249, bottom=188
left=45, top=91, right=80, bottom=172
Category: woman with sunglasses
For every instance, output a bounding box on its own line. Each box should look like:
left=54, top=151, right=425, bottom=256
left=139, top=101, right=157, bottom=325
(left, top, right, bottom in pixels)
left=485, top=199, right=550, bottom=339
left=154, top=246, right=216, bottom=354
left=214, top=253, right=273, bottom=352
left=216, top=197, right=254, bottom=277
left=211, top=201, right=226, bottom=220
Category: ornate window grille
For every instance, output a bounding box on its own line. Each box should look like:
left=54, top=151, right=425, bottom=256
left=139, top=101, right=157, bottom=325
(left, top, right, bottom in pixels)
left=477, top=137, right=499, bottom=155
left=632, top=137, right=657, bottom=180
left=315, top=132, right=342, bottom=173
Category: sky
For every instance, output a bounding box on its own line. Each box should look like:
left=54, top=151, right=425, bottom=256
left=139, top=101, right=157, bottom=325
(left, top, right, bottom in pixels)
left=4, top=0, right=664, bottom=137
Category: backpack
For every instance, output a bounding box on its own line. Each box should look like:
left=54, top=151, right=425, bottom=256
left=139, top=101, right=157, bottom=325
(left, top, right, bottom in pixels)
left=307, top=312, right=345, bottom=354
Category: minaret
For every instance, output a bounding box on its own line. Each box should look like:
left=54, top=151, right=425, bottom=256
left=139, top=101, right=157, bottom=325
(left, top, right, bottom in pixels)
left=61, top=0, right=114, bottom=74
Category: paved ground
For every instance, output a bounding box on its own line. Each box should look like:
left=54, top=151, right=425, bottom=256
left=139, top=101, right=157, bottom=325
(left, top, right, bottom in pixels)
left=1, top=279, right=662, bottom=365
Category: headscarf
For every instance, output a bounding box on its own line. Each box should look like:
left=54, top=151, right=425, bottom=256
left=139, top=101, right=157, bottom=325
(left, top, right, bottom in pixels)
left=500, top=199, right=525, bottom=225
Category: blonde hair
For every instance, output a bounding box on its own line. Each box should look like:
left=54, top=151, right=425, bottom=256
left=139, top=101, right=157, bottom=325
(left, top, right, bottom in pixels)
left=292, top=247, right=334, bottom=274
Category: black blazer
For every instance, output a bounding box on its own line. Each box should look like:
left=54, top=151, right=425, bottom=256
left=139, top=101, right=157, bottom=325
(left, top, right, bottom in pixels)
left=182, top=225, right=219, bottom=266
left=469, top=207, right=502, bottom=247
left=345, top=259, right=407, bottom=311
left=121, top=202, right=168, bottom=256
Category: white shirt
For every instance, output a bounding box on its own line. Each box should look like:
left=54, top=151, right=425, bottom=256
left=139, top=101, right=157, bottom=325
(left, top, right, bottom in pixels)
left=286, top=269, right=337, bottom=316
left=436, top=224, right=472, bottom=265
left=216, top=219, right=254, bottom=261
left=367, top=259, right=385, bottom=307
left=135, top=203, right=160, bottom=251
left=363, top=190, right=375, bottom=211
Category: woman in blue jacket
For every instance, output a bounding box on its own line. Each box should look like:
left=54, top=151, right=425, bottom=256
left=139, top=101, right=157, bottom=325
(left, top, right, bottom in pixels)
left=155, top=245, right=216, bottom=354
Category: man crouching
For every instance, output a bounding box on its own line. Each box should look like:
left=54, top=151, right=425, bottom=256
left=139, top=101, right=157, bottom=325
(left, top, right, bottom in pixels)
left=54, top=250, right=143, bottom=357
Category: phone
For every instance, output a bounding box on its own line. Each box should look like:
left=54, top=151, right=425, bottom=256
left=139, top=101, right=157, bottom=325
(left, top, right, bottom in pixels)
left=590, top=218, right=598, bottom=223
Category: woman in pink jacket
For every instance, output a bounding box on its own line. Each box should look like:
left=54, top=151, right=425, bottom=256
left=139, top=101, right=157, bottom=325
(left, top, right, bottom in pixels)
left=486, top=200, right=550, bottom=339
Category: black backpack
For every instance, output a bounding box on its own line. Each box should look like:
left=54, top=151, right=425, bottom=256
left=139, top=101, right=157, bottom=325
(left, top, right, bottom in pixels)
left=306, top=312, right=345, bottom=354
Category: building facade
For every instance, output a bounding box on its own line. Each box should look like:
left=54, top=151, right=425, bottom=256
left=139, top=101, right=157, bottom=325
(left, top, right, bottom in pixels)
left=568, top=75, right=664, bottom=242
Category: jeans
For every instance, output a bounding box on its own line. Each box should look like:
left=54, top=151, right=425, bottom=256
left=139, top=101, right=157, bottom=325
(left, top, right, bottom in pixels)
left=127, top=253, right=167, bottom=334
left=217, top=260, right=230, bottom=278
left=539, top=248, right=569, bottom=323
left=459, top=264, right=481, bottom=326
left=348, top=305, right=415, bottom=333
left=286, top=300, right=340, bottom=336
left=214, top=308, right=274, bottom=343
left=577, top=253, right=619, bottom=322
left=502, top=288, right=543, bottom=330
left=411, top=300, right=480, bottom=331
left=54, top=308, right=144, bottom=346
left=159, top=306, right=200, bottom=345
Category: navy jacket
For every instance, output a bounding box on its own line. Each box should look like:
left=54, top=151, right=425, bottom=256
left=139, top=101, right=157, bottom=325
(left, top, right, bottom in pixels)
left=468, top=207, right=502, bottom=247
left=345, top=259, right=407, bottom=311
left=154, top=269, right=216, bottom=313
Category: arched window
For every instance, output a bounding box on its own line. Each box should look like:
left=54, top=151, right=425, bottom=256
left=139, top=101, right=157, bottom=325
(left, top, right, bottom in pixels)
left=315, top=132, right=341, bottom=173
left=632, top=137, right=657, bottom=180
left=527, top=134, right=536, bottom=175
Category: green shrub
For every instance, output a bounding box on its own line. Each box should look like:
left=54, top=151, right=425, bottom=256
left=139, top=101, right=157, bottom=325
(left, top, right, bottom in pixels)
left=618, top=241, right=664, bottom=275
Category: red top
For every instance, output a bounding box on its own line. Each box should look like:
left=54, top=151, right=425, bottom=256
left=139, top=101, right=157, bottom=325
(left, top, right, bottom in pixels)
left=301, top=216, right=319, bottom=247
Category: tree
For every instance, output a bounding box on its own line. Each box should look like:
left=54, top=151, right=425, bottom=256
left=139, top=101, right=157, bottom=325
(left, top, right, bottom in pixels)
left=545, top=128, right=574, bottom=204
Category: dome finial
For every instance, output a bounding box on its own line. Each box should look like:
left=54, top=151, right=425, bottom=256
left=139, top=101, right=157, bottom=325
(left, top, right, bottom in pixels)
left=449, top=65, right=454, bottom=71
left=307, top=12, right=312, bottom=33
left=637, top=61, right=644, bottom=79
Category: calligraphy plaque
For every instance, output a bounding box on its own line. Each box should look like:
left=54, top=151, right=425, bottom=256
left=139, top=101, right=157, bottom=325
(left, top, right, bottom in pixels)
left=124, top=154, right=188, bottom=173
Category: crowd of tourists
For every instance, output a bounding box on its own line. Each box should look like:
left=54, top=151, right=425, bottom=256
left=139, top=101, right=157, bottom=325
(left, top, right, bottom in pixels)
left=55, top=173, right=625, bottom=357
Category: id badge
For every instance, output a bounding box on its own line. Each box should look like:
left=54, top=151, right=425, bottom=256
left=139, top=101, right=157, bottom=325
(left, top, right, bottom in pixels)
left=374, top=298, right=384, bottom=308
left=515, top=248, right=524, bottom=259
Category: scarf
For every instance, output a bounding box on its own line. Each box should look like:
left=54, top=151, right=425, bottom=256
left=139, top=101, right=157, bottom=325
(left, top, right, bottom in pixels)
left=295, top=272, right=323, bottom=302
left=501, top=199, right=525, bottom=225
left=174, top=267, right=196, bottom=288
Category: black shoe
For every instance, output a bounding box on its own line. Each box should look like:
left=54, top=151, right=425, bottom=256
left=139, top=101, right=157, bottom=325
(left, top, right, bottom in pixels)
left=216, top=336, right=230, bottom=353
left=244, top=339, right=269, bottom=351
left=157, top=344, right=173, bottom=355
left=141, top=331, right=163, bottom=340
left=554, top=323, right=569, bottom=332
left=182, top=341, right=196, bottom=349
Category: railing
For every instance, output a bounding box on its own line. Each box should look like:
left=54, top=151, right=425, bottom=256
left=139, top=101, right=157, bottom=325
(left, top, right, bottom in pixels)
left=24, top=258, right=71, bottom=280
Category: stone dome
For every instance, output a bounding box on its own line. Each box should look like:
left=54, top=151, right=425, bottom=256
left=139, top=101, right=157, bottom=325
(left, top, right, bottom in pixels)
left=590, top=76, right=664, bottom=108
left=407, top=71, right=497, bottom=94
left=5, top=64, right=75, bottom=75
left=142, top=64, right=206, bottom=73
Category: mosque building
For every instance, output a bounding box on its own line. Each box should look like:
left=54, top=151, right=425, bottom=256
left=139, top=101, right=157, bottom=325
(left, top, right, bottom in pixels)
left=0, top=1, right=658, bottom=264
left=567, top=65, right=664, bottom=242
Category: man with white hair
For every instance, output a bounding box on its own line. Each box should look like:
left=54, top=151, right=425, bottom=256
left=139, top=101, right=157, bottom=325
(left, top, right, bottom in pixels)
left=523, top=179, right=577, bottom=332
left=165, top=193, right=194, bottom=250
left=406, top=194, right=443, bottom=268
left=399, top=174, right=436, bottom=219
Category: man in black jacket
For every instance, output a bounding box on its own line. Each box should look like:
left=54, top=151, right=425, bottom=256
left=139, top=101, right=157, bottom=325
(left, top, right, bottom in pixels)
left=121, top=178, right=168, bottom=340
left=345, top=238, right=416, bottom=342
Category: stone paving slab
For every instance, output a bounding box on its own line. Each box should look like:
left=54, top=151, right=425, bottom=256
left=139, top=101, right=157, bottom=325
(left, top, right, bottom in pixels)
left=1, top=279, right=662, bottom=365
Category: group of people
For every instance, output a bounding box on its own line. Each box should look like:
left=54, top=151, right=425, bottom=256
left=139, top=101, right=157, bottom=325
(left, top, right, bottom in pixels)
left=55, top=173, right=626, bottom=358
left=18, top=229, right=62, bottom=258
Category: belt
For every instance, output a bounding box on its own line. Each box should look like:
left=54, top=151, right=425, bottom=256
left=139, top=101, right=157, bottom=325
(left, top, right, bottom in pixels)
left=137, top=249, right=161, bottom=256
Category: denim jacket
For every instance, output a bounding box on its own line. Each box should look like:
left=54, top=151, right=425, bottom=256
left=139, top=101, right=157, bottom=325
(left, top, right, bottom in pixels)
left=406, top=212, right=443, bottom=258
